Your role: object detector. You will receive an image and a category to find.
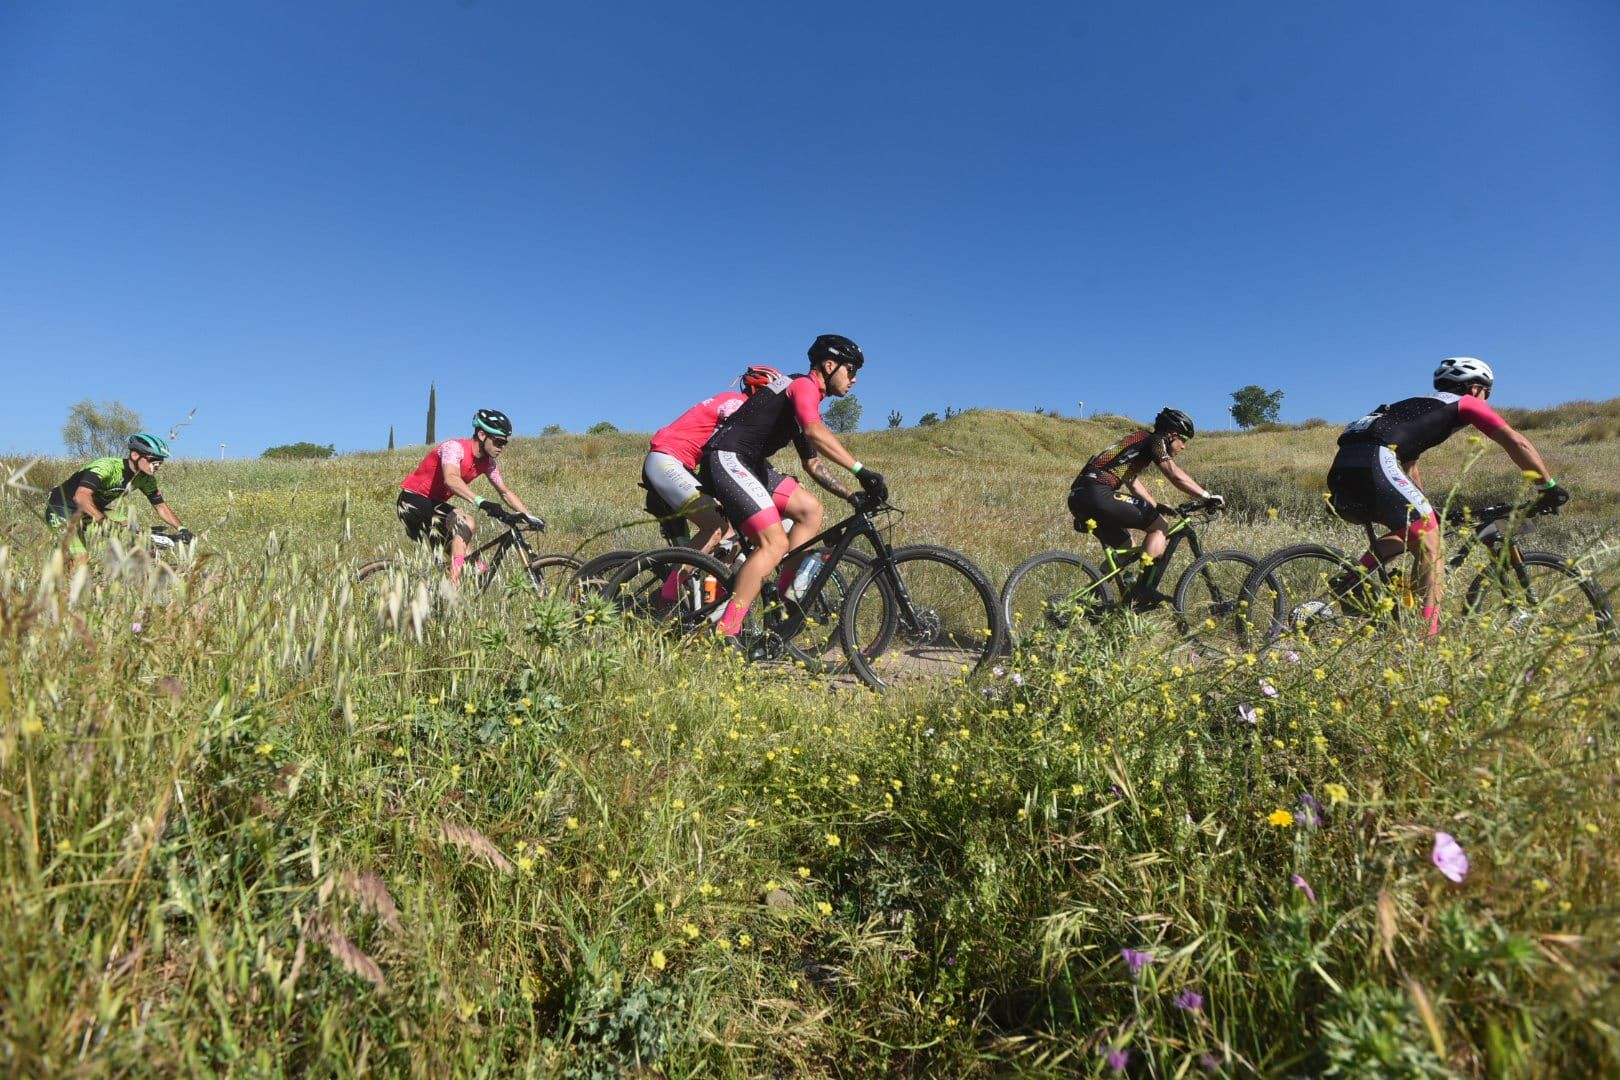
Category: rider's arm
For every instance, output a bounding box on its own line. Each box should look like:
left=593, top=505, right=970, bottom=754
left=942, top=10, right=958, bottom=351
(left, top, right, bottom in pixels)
left=1154, top=457, right=1209, bottom=500
left=485, top=471, right=533, bottom=516
left=1486, top=424, right=1553, bottom=484
left=154, top=503, right=183, bottom=530
left=803, top=453, right=855, bottom=500
left=800, top=421, right=859, bottom=473
left=72, top=484, right=106, bottom=522
left=1127, top=475, right=1157, bottom=508
left=438, top=457, right=486, bottom=507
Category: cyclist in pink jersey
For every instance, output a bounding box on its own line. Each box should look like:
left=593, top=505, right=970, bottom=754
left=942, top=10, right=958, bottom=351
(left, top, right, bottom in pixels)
left=641, top=366, right=779, bottom=555
left=397, top=409, right=544, bottom=585
left=1327, top=357, right=1565, bottom=635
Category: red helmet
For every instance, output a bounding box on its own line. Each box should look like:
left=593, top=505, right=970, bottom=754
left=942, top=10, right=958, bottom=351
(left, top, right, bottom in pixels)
left=739, top=365, right=782, bottom=394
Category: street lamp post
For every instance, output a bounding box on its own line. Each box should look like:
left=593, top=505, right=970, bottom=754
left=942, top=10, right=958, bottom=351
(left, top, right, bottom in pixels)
left=219, top=443, right=227, bottom=461
left=1076, top=401, right=1085, bottom=418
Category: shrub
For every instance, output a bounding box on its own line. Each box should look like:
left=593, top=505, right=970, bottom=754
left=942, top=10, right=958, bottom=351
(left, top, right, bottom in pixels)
left=586, top=421, right=619, bottom=435
left=261, top=442, right=336, bottom=460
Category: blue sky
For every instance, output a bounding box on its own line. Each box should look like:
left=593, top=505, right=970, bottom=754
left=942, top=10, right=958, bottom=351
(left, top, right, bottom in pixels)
left=2, top=1, right=1617, bottom=458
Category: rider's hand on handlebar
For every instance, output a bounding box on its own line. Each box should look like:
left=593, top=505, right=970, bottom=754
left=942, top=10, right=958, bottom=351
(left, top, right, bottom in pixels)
left=855, top=467, right=888, bottom=504
left=1202, top=493, right=1226, bottom=512
left=477, top=498, right=507, bottom=519
left=1535, top=481, right=1569, bottom=513
left=175, top=527, right=194, bottom=544
left=520, top=512, right=546, bottom=531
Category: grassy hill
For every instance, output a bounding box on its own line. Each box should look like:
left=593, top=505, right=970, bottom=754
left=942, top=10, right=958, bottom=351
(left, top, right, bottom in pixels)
left=1, top=406, right=1617, bottom=1075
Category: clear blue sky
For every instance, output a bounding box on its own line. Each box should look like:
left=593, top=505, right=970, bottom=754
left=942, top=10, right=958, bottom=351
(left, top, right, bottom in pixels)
left=3, top=1, right=1617, bottom=458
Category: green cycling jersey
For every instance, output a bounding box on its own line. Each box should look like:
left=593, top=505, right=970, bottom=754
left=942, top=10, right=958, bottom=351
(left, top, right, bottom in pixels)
left=47, top=457, right=165, bottom=518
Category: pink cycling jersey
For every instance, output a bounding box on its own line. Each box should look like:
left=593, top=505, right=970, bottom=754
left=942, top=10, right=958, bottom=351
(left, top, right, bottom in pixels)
left=401, top=438, right=503, bottom=503
left=649, top=392, right=746, bottom=470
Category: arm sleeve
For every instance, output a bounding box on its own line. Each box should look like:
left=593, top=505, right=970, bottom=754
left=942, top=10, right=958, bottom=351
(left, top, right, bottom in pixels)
left=437, top=440, right=466, bottom=467
left=785, top=377, right=824, bottom=431
left=142, top=476, right=165, bottom=505
left=1457, top=395, right=1509, bottom=435
left=486, top=463, right=505, bottom=487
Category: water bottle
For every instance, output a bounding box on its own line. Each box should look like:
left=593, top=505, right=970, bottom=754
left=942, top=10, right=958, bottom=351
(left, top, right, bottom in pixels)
left=788, top=551, right=826, bottom=600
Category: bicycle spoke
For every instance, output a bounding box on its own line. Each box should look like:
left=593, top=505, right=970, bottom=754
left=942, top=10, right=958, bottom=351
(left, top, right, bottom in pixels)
left=844, top=546, right=1002, bottom=690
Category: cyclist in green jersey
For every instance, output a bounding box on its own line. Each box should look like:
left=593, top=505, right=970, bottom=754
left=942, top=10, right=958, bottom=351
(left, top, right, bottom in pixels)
left=44, top=433, right=192, bottom=559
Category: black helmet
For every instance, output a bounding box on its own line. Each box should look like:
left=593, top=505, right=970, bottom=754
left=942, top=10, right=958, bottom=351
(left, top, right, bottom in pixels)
left=473, top=409, right=513, bottom=438
left=808, top=334, right=864, bottom=371
left=1154, top=407, right=1195, bottom=439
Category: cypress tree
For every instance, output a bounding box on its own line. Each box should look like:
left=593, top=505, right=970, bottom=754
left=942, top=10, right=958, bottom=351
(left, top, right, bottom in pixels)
left=426, top=383, right=437, bottom=444
left=388, top=425, right=395, bottom=450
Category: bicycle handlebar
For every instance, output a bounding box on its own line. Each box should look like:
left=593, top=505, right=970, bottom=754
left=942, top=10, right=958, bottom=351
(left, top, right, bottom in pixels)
left=1444, top=497, right=1559, bottom=529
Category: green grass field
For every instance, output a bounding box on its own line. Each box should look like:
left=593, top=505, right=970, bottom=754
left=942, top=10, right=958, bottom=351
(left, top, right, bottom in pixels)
left=2, top=407, right=1617, bottom=1076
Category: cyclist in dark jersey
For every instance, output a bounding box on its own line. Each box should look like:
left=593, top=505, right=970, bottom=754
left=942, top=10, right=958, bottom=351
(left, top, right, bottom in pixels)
left=1327, top=357, right=1564, bottom=636
left=699, top=334, right=887, bottom=640
left=396, top=409, right=544, bottom=586
left=45, top=433, right=192, bottom=559
left=1067, top=408, right=1223, bottom=605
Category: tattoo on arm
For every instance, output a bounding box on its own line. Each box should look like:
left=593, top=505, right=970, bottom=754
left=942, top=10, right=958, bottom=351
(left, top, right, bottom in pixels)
left=805, top=458, right=854, bottom=500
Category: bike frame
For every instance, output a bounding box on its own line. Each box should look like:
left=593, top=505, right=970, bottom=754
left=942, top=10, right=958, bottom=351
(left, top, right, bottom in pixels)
left=1357, top=501, right=1540, bottom=589
left=466, top=522, right=545, bottom=593
left=1094, top=506, right=1208, bottom=594
left=763, top=499, right=927, bottom=640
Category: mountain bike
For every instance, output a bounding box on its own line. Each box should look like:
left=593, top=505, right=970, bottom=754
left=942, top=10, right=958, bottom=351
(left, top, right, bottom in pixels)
left=1000, top=499, right=1256, bottom=649
left=603, top=493, right=1003, bottom=690
left=1236, top=498, right=1613, bottom=645
left=357, top=511, right=580, bottom=600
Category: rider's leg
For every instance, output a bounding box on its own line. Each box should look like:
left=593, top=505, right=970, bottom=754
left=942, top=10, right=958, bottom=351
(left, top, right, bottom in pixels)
left=774, top=481, right=824, bottom=589
left=685, top=503, right=732, bottom=555
left=1405, top=512, right=1443, bottom=635
left=448, top=509, right=476, bottom=585
left=724, top=522, right=790, bottom=635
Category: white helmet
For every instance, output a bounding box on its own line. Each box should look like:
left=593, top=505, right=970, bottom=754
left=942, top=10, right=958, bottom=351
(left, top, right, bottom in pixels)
left=1434, top=356, right=1495, bottom=392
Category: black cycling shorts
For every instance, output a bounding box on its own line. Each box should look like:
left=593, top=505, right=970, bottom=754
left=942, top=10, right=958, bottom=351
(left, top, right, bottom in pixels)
left=396, top=490, right=457, bottom=545
left=1326, top=443, right=1437, bottom=537
left=1067, top=482, right=1159, bottom=550
left=698, top=450, right=799, bottom=538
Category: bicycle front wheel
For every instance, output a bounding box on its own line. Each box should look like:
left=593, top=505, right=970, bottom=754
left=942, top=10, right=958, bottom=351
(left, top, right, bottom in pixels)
left=1173, top=549, right=1260, bottom=651
left=841, top=545, right=1003, bottom=690
left=1464, top=550, right=1615, bottom=643
left=1242, top=544, right=1376, bottom=646
left=1000, top=550, right=1115, bottom=647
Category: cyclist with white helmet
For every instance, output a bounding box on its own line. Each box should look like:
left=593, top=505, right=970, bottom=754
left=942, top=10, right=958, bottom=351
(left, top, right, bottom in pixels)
left=396, top=409, right=544, bottom=585
left=44, top=433, right=192, bottom=560
left=1327, top=357, right=1565, bottom=636
left=1067, top=407, right=1223, bottom=606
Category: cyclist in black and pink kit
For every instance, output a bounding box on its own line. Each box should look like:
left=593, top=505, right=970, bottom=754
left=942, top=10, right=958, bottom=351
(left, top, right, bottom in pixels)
left=1067, top=407, right=1224, bottom=606
left=396, top=409, right=544, bottom=586
left=1327, top=357, right=1565, bottom=636
left=699, top=334, right=887, bottom=640
left=642, top=365, right=779, bottom=556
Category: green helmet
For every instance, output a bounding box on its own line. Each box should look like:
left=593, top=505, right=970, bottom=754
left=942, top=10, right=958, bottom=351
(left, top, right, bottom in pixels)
left=128, top=433, right=171, bottom=459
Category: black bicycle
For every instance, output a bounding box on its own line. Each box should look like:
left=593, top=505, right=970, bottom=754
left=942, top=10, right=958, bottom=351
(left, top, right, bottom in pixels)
left=1236, top=498, right=1614, bottom=645
left=357, top=511, right=580, bottom=599
left=1000, top=499, right=1258, bottom=649
left=603, top=493, right=1004, bottom=690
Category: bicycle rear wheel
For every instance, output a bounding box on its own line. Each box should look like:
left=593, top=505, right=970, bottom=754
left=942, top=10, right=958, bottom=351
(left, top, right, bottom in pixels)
left=568, top=548, right=641, bottom=602
left=1241, top=544, right=1377, bottom=646
left=1173, top=549, right=1260, bottom=651
left=1000, top=550, right=1115, bottom=647
left=1464, top=550, right=1615, bottom=643
left=604, top=547, right=733, bottom=637
left=842, top=545, right=1003, bottom=690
